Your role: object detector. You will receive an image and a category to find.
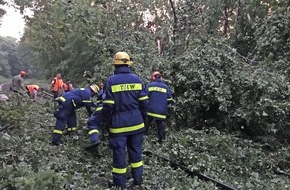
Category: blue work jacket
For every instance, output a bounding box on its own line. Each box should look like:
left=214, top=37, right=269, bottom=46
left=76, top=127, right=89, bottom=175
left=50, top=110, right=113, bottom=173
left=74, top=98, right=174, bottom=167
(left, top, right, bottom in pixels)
left=147, top=78, right=173, bottom=119
left=58, top=88, right=94, bottom=114
left=103, top=66, right=148, bottom=136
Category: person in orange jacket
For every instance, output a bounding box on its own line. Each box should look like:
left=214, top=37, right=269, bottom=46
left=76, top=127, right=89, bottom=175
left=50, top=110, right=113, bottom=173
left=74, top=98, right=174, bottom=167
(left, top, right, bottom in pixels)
left=51, top=73, right=64, bottom=99
left=26, top=84, right=42, bottom=99
left=63, top=79, right=74, bottom=93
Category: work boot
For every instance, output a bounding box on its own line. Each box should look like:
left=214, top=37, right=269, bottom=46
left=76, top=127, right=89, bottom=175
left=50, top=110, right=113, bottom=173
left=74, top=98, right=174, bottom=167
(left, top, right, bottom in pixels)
left=85, top=140, right=100, bottom=151
left=107, top=179, right=134, bottom=190
left=108, top=180, right=126, bottom=189
left=51, top=141, right=63, bottom=146
left=133, top=179, right=142, bottom=186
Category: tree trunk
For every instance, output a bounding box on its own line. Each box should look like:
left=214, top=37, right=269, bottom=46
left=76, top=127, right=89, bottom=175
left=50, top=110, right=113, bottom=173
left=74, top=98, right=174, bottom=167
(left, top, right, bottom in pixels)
left=169, top=0, right=177, bottom=56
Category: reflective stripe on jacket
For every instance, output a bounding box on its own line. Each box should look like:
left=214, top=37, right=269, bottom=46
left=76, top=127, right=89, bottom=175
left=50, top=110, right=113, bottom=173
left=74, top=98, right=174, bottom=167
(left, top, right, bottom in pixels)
left=104, top=66, right=148, bottom=136
left=57, top=88, right=93, bottom=113
left=147, top=78, right=172, bottom=119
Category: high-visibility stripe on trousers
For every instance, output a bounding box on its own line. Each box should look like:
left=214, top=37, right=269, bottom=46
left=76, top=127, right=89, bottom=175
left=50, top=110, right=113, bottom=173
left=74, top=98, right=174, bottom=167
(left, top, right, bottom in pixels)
left=109, top=133, right=144, bottom=188
left=87, top=110, right=102, bottom=142
left=52, top=103, right=76, bottom=144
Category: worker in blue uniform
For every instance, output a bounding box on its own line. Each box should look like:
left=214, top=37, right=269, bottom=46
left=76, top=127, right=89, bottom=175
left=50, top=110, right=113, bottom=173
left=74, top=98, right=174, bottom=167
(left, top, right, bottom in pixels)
left=85, top=103, right=104, bottom=150
left=51, top=84, right=100, bottom=146
left=145, top=71, right=173, bottom=143
left=103, top=52, right=148, bottom=189
left=85, top=83, right=107, bottom=151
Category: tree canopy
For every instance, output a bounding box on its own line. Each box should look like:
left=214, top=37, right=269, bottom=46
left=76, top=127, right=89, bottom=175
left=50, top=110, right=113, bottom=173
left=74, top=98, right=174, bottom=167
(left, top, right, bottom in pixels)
left=2, top=0, right=290, bottom=140
left=0, top=0, right=6, bottom=19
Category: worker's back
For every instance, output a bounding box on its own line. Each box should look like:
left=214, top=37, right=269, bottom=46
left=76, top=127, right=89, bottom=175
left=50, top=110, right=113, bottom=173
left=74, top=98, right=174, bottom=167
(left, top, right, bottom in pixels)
left=12, top=74, right=23, bottom=91
left=108, top=74, right=143, bottom=112
left=59, top=88, right=92, bottom=110
left=105, top=66, right=148, bottom=136
left=147, top=79, right=171, bottom=116
left=27, top=85, right=40, bottom=93
left=104, top=52, right=148, bottom=189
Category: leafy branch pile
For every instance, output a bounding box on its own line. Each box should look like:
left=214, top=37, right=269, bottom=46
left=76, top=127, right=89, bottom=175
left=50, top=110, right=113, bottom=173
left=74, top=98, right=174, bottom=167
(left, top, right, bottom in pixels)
left=172, top=38, right=290, bottom=141
left=1, top=97, right=289, bottom=189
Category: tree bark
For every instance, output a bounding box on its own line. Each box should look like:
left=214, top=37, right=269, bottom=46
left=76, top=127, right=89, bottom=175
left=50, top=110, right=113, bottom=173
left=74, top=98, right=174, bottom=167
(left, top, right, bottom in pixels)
left=224, top=0, right=229, bottom=36
left=169, top=0, right=177, bottom=56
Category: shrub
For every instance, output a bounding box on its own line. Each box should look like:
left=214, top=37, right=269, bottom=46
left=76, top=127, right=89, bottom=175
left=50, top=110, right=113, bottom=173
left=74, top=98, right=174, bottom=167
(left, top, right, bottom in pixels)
left=172, top=38, right=290, bottom=141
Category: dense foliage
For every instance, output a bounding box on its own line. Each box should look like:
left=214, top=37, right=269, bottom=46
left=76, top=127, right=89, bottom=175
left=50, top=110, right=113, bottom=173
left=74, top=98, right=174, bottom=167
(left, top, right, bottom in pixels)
left=7, top=0, right=288, bottom=141
left=0, top=97, right=289, bottom=189
left=20, top=0, right=166, bottom=82
left=172, top=37, right=290, bottom=141
left=0, top=0, right=290, bottom=189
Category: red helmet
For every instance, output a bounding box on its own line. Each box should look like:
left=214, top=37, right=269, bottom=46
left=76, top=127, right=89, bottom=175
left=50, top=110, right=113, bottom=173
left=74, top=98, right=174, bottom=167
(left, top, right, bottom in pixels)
left=20, top=70, right=27, bottom=76
left=151, top=71, right=162, bottom=81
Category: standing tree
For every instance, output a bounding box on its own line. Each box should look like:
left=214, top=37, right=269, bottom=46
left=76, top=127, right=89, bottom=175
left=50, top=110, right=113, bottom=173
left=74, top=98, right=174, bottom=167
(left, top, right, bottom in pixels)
left=0, top=37, right=23, bottom=77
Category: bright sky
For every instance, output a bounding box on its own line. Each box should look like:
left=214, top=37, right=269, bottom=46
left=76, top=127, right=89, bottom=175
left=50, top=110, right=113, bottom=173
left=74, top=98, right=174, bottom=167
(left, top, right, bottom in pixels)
left=0, top=2, right=32, bottom=41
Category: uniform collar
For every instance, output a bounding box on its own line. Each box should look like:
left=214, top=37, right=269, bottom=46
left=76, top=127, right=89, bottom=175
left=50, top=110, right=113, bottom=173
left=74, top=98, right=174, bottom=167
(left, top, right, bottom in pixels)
left=114, top=66, right=131, bottom=74
left=154, top=78, right=162, bottom=82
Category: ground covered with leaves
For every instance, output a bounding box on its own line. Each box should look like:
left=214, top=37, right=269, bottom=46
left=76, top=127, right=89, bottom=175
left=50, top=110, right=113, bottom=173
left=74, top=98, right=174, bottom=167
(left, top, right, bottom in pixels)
left=0, top=96, right=289, bottom=189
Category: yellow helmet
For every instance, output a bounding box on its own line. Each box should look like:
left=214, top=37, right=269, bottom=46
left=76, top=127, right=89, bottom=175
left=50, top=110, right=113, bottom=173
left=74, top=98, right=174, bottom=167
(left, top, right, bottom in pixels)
left=90, top=84, right=100, bottom=94
left=113, top=52, right=133, bottom=66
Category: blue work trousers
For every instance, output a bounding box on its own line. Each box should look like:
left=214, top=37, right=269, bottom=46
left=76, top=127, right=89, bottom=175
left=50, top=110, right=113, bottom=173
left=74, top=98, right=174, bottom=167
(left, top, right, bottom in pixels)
left=87, top=110, right=102, bottom=142
left=52, top=103, right=76, bottom=143
left=109, top=133, right=144, bottom=188
left=146, top=116, right=165, bottom=141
